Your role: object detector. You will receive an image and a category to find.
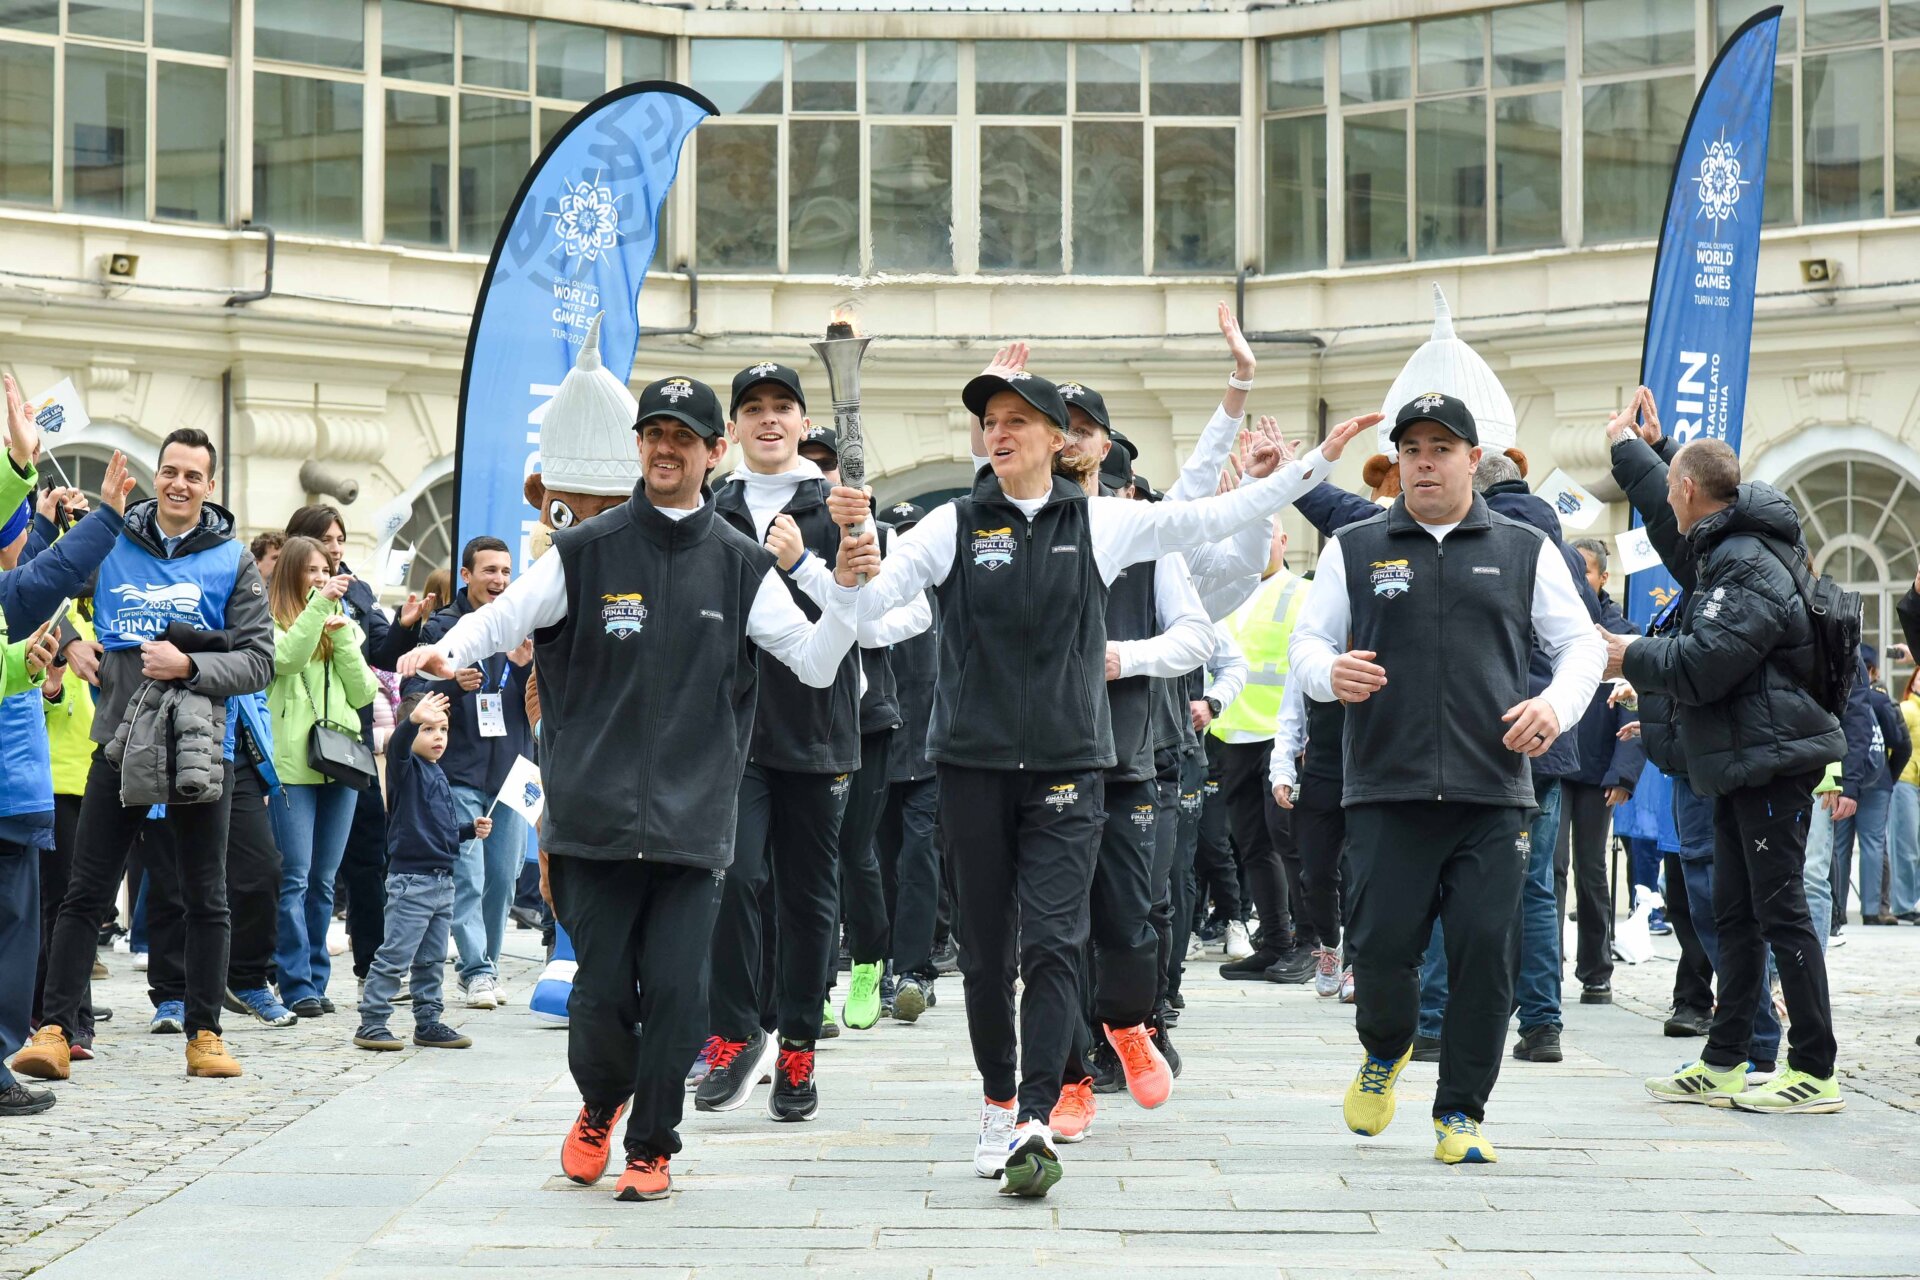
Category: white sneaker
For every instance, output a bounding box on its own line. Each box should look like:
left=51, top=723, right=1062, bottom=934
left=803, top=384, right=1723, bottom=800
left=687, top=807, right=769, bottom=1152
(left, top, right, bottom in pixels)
left=1225, top=921, right=1254, bottom=960
left=1338, top=967, right=1356, bottom=1004
left=1185, top=935, right=1205, bottom=959
left=465, top=976, right=500, bottom=1009
left=490, top=980, right=510, bottom=1006
left=133, top=951, right=149, bottom=972
left=112, top=935, right=131, bottom=954
left=1313, top=946, right=1342, bottom=998
left=974, top=1101, right=1017, bottom=1179
left=326, top=921, right=350, bottom=957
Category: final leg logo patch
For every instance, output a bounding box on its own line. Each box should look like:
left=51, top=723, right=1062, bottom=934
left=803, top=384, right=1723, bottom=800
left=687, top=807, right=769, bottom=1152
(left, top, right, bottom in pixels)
left=1130, top=803, right=1156, bottom=830
left=971, top=527, right=1016, bottom=572
left=601, top=592, right=649, bottom=638
left=1369, top=559, right=1413, bottom=598
left=1044, top=783, right=1079, bottom=810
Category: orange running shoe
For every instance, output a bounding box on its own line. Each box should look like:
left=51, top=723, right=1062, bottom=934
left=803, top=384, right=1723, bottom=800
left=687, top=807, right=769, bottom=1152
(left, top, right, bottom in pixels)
left=1103, top=1022, right=1173, bottom=1109
left=614, top=1154, right=672, bottom=1202
left=1049, top=1078, right=1096, bottom=1142
left=560, top=1100, right=629, bottom=1185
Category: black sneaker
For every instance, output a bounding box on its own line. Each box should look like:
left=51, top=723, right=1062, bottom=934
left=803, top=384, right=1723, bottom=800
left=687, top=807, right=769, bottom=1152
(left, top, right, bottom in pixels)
left=1196, top=920, right=1226, bottom=945
left=354, top=1024, right=404, bottom=1051
left=891, top=975, right=930, bottom=1024
left=1263, top=948, right=1317, bottom=984
left=413, top=1021, right=473, bottom=1049
left=1088, top=1041, right=1124, bottom=1095
left=768, top=1039, right=819, bottom=1122
left=695, top=1029, right=777, bottom=1113
left=1411, top=1033, right=1442, bottom=1063
left=1219, top=949, right=1284, bottom=980
left=0, top=1082, right=55, bottom=1116
left=1168, top=992, right=1185, bottom=1011
left=1580, top=984, right=1613, bottom=1005
left=1512, top=1026, right=1562, bottom=1062
left=318, top=997, right=336, bottom=1014
left=1663, top=1006, right=1712, bottom=1037
left=1153, top=1014, right=1182, bottom=1079
left=290, top=998, right=326, bottom=1019
left=930, top=940, right=959, bottom=974
left=878, top=965, right=899, bottom=1016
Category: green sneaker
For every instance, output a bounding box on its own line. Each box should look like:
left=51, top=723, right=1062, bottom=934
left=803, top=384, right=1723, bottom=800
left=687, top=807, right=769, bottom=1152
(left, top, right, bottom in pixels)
left=1644, top=1058, right=1747, bottom=1107
left=843, top=962, right=882, bottom=1030
left=819, top=1001, right=840, bottom=1040
left=998, top=1122, right=1062, bottom=1198
left=1729, top=1068, right=1845, bottom=1114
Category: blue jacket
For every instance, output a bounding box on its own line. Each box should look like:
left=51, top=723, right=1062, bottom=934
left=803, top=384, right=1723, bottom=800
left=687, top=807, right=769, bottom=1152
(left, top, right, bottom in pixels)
left=224, top=688, right=281, bottom=794
left=1840, top=656, right=1882, bottom=798
left=384, top=714, right=476, bottom=875
left=403, top=590, right=532, bottom=794
left=1569, top=591, right=1647, bottom=788
left=1863, top=683, right=1910, bottom=794
left=339, top=565, right=420, bottom=744
left=0, top=505, right=123, bottom=636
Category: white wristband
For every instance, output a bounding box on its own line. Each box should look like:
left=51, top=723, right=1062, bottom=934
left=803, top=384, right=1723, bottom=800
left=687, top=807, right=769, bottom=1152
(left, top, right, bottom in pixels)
left=1227, top=372, right=1254, bottom=392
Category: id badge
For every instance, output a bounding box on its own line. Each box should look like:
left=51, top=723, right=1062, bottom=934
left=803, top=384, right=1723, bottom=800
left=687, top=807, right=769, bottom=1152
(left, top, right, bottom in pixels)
left=476, top=692, right=507, bottom=738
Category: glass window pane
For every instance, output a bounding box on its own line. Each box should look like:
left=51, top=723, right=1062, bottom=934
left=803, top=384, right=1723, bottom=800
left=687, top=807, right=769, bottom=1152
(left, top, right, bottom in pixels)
left=68, top=0, right=142, bottom=44
left=0, top=0, right=56, bottom=34
left=152, top=0, right=225, bottom=52
left=979, top=124, right=1062, bottom=271
left=978, top=42, right=1066, bottom=115
left=1072, top=120, right=1142, bottom=273
left=690, top=38, right=780, bottom=114
left=622, top=35, right=668, bottom=84
left=256, top=0, right=363, bottom=69
left=462, top=13, right=527, bottom=93
left=0, top=40, right=53, bottom=204
left=1264, top=35, right=1323, bottom=112
left=1716, top=0, right=1797, bottom=52
left=1766, top=62, right=1794, bottom=224
left=1493, top=3, right=1564, bottom=86
left=385, top=0, right=452, bottom=84
left=252, top=72, right=363, bottom=237
left=1419, top=15, right=1485, bottom=94
left=695, top=124, right=775, bottom=270
left=792, top=41, right=854, bottom=112
left=1415, top=95, right=1485, bottom=258
left=1342, top=24, right=1410, bottom=103
left=1149, top=41, right=1239, bottom=116
left=1896, top=0, right=1920, bottom=38
left=384, top=89, right=448, bottom=246
left=1582, top=75, right=1691, bottom=242
left=1804, top=0, right=1878, bottom=45
left=1153, top=125, right=1234, bottom=271
left=1583, top=0, right=1692, bottom=73
left=1075, top=43, right=1139, bottom=113
left=867, top=41, right=955, bottom=115
left=1803, top=48, right=1884, bottom=223
left=537, top=22, right=603, bottom=100
left=789, top=118, right=859, bottom=273
left=458, top=93, right=528, bottom=251
left=1899, top=51, right=1920, bottom=213
left=871, top=123, right=951, bottom=270
left=65, top=47, right=144, bottom=218
left=155, top=63, right=224, bottom=223
left=1343, top=110, right=1408, bottom=262
left=1263, top=113, right=1326, bottom=271
left=540, top=106, right=570, bottom=148
left=1495, top=91, right=1561, bottom=249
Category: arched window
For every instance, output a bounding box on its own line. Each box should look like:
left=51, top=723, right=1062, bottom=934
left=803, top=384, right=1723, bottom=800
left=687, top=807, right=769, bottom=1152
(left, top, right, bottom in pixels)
left=40, top=445, right=154, bottom=509
left=1781, top=455, right=1920, bottom=690
left=395, top=475, right=455, bottom=596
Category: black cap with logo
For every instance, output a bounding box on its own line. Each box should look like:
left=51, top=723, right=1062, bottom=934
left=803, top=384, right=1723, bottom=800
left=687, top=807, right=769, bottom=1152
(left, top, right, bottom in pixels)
left=1389, top=391, right=1479, bottom=447
left=1057, top=380, right=1111, bottom=430
left=798, top=425, right=839, bottom=461
left=1131, top=471, right=1162, bottom=503
left=962, top=371, right=1070, bottom=432
left=729, top=362, right=807, bottom=417
left=1099, top=427, right=1139, bottom=492
left=636, top=376, right=725, bottom=441
left=885, top=500, right=926, bottom=531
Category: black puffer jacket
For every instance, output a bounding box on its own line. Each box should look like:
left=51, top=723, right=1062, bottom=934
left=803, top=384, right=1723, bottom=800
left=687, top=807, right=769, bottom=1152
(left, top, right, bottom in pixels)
left=1611, top=434, right=1687, bottom=776
left=1619, top=479, right=1844, bottom=796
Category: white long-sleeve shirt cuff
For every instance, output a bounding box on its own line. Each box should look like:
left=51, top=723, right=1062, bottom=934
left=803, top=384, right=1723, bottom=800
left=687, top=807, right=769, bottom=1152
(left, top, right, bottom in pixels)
left=1530, top=540, right=1608, bottom=735
left=438, top=551, right=567, bottom=669
left=1204, top=625, right=1249, bottom=711
left=1167, top=403, right=1243, bottom=503
left=1092, top=446, right=1332, bottom=583
left=1112, top=554, right=1213, bottom=680
left=747, top=569, right=857, bottom=688
left=792, top=555, right=931, bottom=647
left=1286, top=539, right=1350, bottom=704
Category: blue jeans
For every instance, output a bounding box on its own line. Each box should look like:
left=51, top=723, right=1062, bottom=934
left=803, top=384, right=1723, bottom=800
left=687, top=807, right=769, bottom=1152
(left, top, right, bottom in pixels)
left=1416, top=779, right=1564, bottom=1036
left=1889, top=782, right=1920, bottom=917
left=357, top=872, right=453, bottom=1026
left=450, top=785, right=525, bottom=985
left=1850, top=783, right=1896, bottom=918
left=1804, top=802, right=1834, bottom=951
left=1675, top=780, right=1782, bottom=1067
left=271, top=782, right=360, bottom=1004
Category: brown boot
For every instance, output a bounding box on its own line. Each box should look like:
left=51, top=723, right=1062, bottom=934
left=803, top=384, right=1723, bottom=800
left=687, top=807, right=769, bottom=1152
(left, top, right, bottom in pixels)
left=185, top=1030, right=242, bottom=1079
left=12, top=1026, right=72, bottom=1081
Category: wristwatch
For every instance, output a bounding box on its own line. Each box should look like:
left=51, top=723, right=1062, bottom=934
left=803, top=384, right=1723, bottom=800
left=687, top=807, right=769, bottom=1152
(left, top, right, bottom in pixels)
left=1204, top=696, right=1222, bottom=719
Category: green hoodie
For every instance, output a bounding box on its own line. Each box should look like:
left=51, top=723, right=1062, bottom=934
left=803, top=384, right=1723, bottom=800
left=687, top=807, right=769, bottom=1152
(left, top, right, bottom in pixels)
left=269, top=589, right=378, bottom=786
left=1, top=456, right=44, bottom=699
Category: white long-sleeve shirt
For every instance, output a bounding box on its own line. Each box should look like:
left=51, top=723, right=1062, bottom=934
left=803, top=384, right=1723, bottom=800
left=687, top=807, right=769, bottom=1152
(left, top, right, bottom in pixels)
left=792, top=548, right=933, bottom=648
left=1270, top=679, right=1308, bottom=791
left=1204, top=624, right=1249, bottom=712
left=430, top=501, right=858, bottom=689
left=1286, top=521, right=1605, bottom=740
left=1167, top=403, right=1274, bottom=620
left=1111, top=553, right=1213, bottom=679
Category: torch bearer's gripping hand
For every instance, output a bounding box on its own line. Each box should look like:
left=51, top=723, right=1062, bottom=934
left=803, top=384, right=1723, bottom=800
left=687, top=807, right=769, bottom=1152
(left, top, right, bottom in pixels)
left=827, top=485, right=872, bottom=530
left=835, top=531, right=881, bottom=588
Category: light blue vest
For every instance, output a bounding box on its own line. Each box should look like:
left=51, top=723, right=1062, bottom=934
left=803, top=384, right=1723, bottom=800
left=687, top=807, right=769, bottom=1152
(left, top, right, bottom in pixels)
left=0, top=690, right=52, bottom=821
left=92, top=534, right=243, bottom=651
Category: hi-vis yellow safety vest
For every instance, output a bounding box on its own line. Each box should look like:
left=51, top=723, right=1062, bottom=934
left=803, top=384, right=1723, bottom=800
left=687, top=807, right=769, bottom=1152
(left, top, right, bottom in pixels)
left=1210, top=569, right=1308, bottom=745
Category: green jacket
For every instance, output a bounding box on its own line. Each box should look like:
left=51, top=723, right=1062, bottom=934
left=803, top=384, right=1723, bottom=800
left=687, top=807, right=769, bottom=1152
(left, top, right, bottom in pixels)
left=42, top=608, right=95, bottom=795
left=1, top=453, right=46, bottom=700
left=0, top=455, right=33, bottom=523
left=269, top=590, right=378, bottom=786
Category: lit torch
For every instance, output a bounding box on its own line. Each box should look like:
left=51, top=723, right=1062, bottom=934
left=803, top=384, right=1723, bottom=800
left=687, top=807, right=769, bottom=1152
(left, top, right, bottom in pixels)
left=810, top=308, right=874, bottom=575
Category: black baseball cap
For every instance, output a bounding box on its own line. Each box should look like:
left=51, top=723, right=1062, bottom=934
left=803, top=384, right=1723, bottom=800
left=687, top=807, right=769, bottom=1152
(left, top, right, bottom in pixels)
left=636, top=375, right=724, bottom=440
left=798, top=425, right=839, bottom=460
left=885, top=500, right=926, bottom=530
left=1389, top=391, right=1478, bottom=447
left=962, top=371, right=1070, bottom=432
left=1132, top=471, right=1161, bottom=502
left=729, top=362, right=807, bottom=416
left=1057, top=380, right=1111, bottom=430
left=1099, top=428, right=1138, bottom=492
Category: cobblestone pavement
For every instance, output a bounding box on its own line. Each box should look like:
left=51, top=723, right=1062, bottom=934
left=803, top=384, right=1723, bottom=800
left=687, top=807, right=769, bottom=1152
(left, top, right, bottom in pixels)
left=6, top=921, right=1920, bottom=1279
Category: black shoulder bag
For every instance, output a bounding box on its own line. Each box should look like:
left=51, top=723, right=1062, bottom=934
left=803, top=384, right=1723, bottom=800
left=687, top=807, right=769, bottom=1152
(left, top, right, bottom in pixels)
left=306, top=660, right=378, bottom=791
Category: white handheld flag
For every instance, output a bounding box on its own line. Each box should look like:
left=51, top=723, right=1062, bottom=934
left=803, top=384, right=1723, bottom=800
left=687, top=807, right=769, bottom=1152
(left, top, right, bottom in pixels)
left=490, top=754, right=545, bottom=825
left=1615, top=527, right=1665, bottom=576
left=31, top=378, right=91, bottom=445
left=371, top=492, right=414, bottom=547
left=1536, top=468, right=1603, bottom=531
left=381, top=544, right=416, bottom=591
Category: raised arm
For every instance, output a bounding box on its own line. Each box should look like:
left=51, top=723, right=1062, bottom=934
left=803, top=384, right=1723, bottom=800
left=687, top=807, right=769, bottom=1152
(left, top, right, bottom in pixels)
left=416, top=551, right=567, bottom=675
left=1110, top=554, right=1213, bottom=680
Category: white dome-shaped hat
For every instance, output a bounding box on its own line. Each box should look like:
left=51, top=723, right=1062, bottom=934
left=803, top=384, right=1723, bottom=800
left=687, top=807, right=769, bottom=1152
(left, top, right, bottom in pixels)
left=535, top=312, right=642, bottom=497
left=1377, top=285, right=1517, bottom=457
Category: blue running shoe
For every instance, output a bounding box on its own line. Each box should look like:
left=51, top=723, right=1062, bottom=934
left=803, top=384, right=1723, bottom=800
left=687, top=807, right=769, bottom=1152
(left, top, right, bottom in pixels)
left=149, top=1000, right=185, bottom=1034
left=229, top=986, right=297, bottom=1028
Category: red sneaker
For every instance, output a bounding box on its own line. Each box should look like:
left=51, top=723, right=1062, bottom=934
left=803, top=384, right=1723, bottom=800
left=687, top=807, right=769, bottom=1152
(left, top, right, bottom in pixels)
left=614, top=1154, right=672, bottom=1201
left=560, top=1100, right=628, bottom=1185
left=1103, top=1022, right=1173, bottom=1109
left=1049, top=1078, right=1096, bottom=1142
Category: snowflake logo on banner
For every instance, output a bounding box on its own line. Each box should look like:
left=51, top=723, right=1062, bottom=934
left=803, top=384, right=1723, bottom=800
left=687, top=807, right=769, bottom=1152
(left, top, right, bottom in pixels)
left=1694, top=132, right=1748, bottom=235
left=548, top=172, right=623, bottom=263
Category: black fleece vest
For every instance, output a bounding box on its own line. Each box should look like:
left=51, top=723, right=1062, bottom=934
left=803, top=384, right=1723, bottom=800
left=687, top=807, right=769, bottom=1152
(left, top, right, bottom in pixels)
left=716, top=477, right=861, bottom=774
left=1104, top=557, right=1157, bottom=782
left=857, top=525, right=902, bottom=735
left=927, top=472, right=1114, bottom=772
left=1338, top=494, right=1542, bottom=809
left=885, top=592, right=938, bottom=783
left=536, top=489, right=775, bottom=867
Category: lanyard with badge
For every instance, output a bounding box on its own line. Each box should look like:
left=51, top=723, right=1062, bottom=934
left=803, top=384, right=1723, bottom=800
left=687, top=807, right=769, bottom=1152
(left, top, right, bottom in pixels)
left=475, top=655, right=511, bottom=738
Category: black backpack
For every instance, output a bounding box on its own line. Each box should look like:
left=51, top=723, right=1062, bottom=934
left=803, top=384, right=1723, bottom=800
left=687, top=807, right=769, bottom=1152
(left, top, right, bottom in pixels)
left=1761, top=540, right=1861, bottom=717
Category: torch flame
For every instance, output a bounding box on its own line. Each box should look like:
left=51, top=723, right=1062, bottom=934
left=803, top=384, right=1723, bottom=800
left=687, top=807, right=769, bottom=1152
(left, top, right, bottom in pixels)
left=827, top=306, right=858, bottom=338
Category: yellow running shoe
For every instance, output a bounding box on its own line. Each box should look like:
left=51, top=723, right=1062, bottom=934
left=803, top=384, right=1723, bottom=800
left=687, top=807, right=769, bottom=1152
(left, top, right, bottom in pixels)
left=1343, top=1046, right=1412, bottom=1136
left=1433, top=1111, right=1498, bottom=1164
